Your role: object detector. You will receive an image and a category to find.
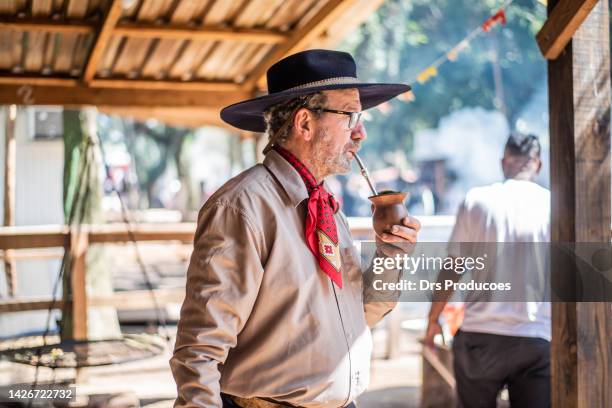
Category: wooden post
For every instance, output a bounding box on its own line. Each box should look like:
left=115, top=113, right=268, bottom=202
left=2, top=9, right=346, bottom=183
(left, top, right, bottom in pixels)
left=69, top=228, right=89, bottom=341
left=548, top=1, right=612, bottom=407
left=3, top=105, right=17, bottom=296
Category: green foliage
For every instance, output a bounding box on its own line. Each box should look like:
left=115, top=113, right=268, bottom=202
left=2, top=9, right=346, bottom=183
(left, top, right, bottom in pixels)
left=339, top=0, right=546, bottom=167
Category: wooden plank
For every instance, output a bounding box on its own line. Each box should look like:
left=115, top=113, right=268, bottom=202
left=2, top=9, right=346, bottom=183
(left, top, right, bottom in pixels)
left=243, top=0, right=356, bottom=90
left=0, top=227, right=68, bottom=249
left=98, top=106, right=230, bottom=128
left=537, top=0, right=599, bottom=60
left=547, top=1, right=612, bottom=407
left=82, top=0, right=122, bottom=82
left=0, top=17, right=94, bottom=34
left=113, top=23, right=287, bottom=43
left=87, top=223, right=194, bottom=243
left=87, top=288, right=184, bottom=309
left=89, top=78, right=239, bottom=91
left=0, top=288, right=184, bottom=313
left=0, top=84, right=250, bottom=107
left=0, top=298, right=64, bottom=313
left=0, top=75, right=79, bottom=86
left=69, top=229, right=88, bottom=340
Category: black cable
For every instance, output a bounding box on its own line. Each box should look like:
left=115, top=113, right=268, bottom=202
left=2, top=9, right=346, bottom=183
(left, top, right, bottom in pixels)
left=96, top=131, right=171, bottom=344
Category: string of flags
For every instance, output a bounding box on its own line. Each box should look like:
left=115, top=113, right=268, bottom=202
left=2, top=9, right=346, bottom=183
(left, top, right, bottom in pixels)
left=383, top=0, right=513, bottom=111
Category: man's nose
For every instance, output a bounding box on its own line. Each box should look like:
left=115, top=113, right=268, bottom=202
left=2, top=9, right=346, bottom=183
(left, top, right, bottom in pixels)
left=351, top=121, right=367, bottom=141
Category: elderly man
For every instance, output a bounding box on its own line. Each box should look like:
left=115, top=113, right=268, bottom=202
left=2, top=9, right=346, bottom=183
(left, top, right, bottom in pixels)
left=170, top=49, right=420, bottom=408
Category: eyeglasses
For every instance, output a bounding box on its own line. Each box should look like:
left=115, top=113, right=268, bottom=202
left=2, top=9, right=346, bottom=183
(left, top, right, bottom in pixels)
left=307, top=108, right=363, bottom=130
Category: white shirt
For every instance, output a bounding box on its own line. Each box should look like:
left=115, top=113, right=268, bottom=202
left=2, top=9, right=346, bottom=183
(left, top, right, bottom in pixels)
left=447, top=179, right=551, bottom=341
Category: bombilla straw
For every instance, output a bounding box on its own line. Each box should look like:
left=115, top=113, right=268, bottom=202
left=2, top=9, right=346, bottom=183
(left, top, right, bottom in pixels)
left=352, top=152, right=378, bottom=196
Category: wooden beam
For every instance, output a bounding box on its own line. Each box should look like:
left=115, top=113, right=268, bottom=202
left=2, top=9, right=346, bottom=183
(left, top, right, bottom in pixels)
left=547, top=1, right=612, bottom=407
left=87, top=288, right=184, bottom=309
left=243, top=0, right=357, bottom=90
left=87, top=223, right=194, bottom=244
left=114, top=23, right=287, bottom=44
left=82, top=0, right=122, bottom=82
left=0, top=84, right=250, bottom=108
left=0, top=76, right=79, bottom=87
left=0, top=226, right=68, bottom=250
left=98, top=106, right=230, bottom=129
left=536, top=0, right=599, bottom=60
left=0, top=298, right=64, bottom=313
left=0, top=288, right=184, bottom=313
left=89, top=78, right=240, bottom=92
left=0, top=17, right=93, bottom=34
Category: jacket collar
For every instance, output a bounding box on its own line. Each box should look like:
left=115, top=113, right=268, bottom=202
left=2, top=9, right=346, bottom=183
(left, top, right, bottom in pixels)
left=263, top=149, right=312, bottom=208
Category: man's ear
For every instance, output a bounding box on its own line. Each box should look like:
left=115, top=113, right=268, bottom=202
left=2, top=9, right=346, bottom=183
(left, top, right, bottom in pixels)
left=293, top=108, right=315, bottom=142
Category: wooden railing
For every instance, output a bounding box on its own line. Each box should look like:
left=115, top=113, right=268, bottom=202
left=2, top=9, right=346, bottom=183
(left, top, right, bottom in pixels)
left=0, top=223, right=194, bottom=340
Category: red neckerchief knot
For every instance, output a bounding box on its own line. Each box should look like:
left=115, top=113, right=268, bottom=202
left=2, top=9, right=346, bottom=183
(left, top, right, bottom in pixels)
left=274, top=146, right=342, bottom=288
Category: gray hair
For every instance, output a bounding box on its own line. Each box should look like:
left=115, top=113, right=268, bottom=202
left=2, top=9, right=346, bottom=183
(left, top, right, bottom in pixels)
left=263, top=92, right=328, bottom=147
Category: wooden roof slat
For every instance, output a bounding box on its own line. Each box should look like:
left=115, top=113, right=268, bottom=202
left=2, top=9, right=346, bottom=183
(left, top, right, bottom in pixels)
left=0, top=75, right=78, bottom=86
left=139, top=38, right=184, bottom=78
left=113, top=23, right=287, bottom=43
left=23, top=31, right=48, bottom=71
left=194, top=41, right=226, bottom=78
left=168, top=0, right=208, bottom=24
left=111, top=36, right=152, bottom=75
left=136, top=0, right=173, bottom=22
left=249, top=0, right=286, bottom=28
left=167, top=40, right=214, bottom=79
left=71, top=32, right=91, bottom=74
left=82, top=0, right=121, bottom=81
left=202, top=0, right=242, bottom=26
left=52, top=31, right=78, bottom=72
left=244, top=0, right=356, bottom=90
left=31, top=0, right=53, bottom=17
left=41, top=30, right=56, bottom=71
left=224, top=42, right=260, bottom=80
left=236, top=43, right=272, bottom=82
left=0, top=32, right=14, bottom=69
left=65, top=0, right=88, bottom=18
left=264, top=0, right=316, bottom=30
left=0, top=0, right=18, bottom=13
left=204, top=41, right=249, bottom=80
left=97, top=33, right=121, bottom=74
left=226, top=0, right=252, bottom=26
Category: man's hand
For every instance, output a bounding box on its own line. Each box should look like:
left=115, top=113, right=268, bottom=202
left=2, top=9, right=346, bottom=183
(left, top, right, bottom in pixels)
left=424, top=318, right=443, bottom=347
left=376, top=215, right=421, bottom=257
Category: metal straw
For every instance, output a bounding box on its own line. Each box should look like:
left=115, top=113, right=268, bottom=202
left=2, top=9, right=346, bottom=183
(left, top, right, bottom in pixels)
left=352, top=152, right=378, bottom=196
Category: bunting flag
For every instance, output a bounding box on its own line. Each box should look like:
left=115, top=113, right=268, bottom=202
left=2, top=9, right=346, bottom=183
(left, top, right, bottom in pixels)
left=416, top=66, right=438, bottom=84
left=482, top=9, right=507, bottom=32
left=390, top=0, right=514, bottom=109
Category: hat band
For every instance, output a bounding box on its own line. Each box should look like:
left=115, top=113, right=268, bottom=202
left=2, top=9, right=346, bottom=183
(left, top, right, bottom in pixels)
left=284, top=76, right=359, bottom=92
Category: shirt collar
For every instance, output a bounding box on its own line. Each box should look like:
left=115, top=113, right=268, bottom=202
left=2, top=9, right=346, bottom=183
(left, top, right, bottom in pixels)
left=263, top=150, right=311, bottom=208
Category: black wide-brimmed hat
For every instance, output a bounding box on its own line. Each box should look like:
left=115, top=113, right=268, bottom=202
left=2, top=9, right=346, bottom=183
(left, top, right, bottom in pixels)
left=220, top=49, right=411, bottom=132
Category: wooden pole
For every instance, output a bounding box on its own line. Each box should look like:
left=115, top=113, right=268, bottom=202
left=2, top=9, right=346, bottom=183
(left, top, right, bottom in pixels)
left=3, top=105, right=17, bottom=296
left=548, top=1, right=611, bottom=407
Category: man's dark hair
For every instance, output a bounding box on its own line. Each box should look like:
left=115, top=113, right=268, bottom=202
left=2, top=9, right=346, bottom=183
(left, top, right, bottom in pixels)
left=504, top=132, right=541, bottom=159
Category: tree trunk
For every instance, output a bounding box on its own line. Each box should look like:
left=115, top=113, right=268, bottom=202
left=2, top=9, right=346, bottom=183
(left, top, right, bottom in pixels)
left=62, top=108, right=121, bottom=341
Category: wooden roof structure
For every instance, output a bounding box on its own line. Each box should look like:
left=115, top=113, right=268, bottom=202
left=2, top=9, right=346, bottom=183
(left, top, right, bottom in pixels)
left=0, top=0, right=384, bottom=128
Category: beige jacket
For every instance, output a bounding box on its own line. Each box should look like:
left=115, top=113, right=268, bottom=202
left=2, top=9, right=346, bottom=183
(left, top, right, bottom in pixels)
left=170, top=150, right=397, bottom=408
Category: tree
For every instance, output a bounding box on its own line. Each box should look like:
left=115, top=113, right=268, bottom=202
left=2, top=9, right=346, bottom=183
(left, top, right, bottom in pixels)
left=340, top=0, right=546, bottom=167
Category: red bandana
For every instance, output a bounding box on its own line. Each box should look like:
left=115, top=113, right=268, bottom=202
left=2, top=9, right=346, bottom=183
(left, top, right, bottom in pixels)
left=274, top=146, right=342, bottom=288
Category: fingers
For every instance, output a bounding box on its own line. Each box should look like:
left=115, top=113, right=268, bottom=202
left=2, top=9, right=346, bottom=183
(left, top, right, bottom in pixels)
left=379, top=225, right=418, bottom=243
left=402, top=215, right=421, bottom=231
